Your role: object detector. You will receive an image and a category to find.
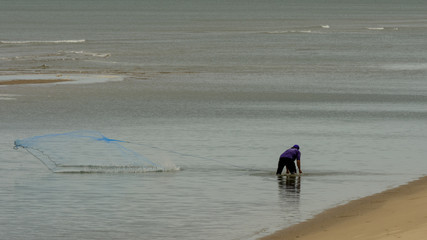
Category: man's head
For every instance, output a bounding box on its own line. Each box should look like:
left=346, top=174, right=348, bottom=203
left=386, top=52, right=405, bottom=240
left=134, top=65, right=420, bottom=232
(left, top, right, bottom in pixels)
left=292, top=144, right=300, bottom=150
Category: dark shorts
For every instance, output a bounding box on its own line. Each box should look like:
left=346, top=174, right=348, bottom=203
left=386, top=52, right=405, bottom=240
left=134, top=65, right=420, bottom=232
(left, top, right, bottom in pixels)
left=276, top=157, right=296, bottom=175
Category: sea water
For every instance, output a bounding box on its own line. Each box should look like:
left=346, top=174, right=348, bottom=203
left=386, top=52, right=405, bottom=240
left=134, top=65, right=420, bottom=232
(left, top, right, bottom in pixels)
left=1, top=0, right=427, bottom=239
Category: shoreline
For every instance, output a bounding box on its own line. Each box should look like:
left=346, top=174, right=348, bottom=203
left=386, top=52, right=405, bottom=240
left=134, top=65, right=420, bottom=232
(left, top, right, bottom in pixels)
left=260, top=175, right=427, bottom=240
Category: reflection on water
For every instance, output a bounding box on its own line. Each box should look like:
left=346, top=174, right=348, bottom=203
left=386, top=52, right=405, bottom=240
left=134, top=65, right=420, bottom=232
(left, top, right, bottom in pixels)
left=277, top=175, right=301, bottom=217
left=278, top=175, right=301, bottom=195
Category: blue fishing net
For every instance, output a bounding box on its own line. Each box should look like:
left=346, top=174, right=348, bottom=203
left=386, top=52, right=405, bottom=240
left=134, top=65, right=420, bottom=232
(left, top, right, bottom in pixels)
left=14, top=130, right=168, bottom=173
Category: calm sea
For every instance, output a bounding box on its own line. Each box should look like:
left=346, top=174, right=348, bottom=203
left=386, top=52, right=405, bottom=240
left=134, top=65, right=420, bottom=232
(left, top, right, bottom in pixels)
left=1, top=0, right=427, bottom=239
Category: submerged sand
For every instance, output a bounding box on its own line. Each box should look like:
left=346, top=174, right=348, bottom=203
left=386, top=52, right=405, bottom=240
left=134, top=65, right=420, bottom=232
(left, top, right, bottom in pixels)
left=261, top=175, right=427, bottom=240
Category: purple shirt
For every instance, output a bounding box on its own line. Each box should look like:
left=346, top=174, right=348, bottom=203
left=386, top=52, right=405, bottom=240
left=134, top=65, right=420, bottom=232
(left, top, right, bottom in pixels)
left=280, top=148, right=301, bottom=161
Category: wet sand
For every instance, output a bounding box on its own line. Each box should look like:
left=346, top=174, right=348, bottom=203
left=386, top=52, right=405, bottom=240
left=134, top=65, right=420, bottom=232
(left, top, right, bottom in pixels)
left=261, top=175, right=427, bottom=240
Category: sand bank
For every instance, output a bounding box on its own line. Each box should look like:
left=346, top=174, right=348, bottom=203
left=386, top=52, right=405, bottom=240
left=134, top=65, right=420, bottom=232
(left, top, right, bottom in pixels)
left=261, top=176, right=427, bottom=240
left=0, top=74, right=125, bottom=85
left=0, top=79, right=72, bottom=85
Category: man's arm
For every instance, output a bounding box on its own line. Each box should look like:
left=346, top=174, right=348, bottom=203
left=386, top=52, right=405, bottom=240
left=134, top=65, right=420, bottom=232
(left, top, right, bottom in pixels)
left=296, top=160, right=302, bottom=174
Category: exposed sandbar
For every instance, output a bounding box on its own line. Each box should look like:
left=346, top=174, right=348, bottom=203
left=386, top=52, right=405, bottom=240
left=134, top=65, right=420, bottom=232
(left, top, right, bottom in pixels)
left=0, top=79, right=72, bottom=85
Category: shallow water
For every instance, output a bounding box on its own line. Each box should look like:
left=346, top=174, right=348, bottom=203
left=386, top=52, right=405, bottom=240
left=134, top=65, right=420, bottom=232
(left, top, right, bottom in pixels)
left=1, top=0, right=427, bottom=239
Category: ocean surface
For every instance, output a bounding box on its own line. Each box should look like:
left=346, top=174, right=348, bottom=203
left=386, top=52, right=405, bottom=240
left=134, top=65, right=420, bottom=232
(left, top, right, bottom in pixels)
left=1, top=0, right=427, bottom=239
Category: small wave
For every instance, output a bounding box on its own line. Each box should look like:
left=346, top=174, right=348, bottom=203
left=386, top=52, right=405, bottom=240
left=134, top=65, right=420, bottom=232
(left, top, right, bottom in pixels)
left=0, top=39, right=86, bottom=44
left=62, top=50, right=111, bottom=58
left=266, top=30, right=288, bottom=34
left=367, top=27, right=385, bottom=30
left=264, top=25, right=329, bottom=34
left=265, top=30, right=312, bottom=34
left=367, top=27, right=398, bottom=31
left=5, top=50, right=110, bottom=62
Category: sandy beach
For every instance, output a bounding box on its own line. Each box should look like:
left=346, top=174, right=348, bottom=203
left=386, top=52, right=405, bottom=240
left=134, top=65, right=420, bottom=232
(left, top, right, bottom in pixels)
left=261, top=175, right=427, bottom=240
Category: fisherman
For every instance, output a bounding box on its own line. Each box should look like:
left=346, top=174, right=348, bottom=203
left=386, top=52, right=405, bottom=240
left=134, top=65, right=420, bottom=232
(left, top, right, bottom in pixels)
left=276, top=145, right=302, bottom=175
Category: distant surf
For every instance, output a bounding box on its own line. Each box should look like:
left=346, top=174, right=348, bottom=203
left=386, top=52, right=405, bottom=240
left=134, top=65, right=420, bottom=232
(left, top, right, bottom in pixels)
left=263, top=25, right=330, bottom=34
left=62, top=50, right=111, bottom=58
left=366, top=27, right=399, bottom=31
left=3, top=50, right=110, bottom=63
left=265, top=30, right=312, bottom=34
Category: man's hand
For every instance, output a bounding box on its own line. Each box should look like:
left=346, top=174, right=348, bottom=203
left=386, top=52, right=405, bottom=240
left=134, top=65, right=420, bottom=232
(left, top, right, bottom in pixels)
left=296, top=160, right=302, bottom=174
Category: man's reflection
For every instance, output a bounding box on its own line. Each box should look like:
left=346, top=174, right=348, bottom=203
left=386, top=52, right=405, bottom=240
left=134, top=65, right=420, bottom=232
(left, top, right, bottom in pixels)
left=277, top=175, right=301, bottom=204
